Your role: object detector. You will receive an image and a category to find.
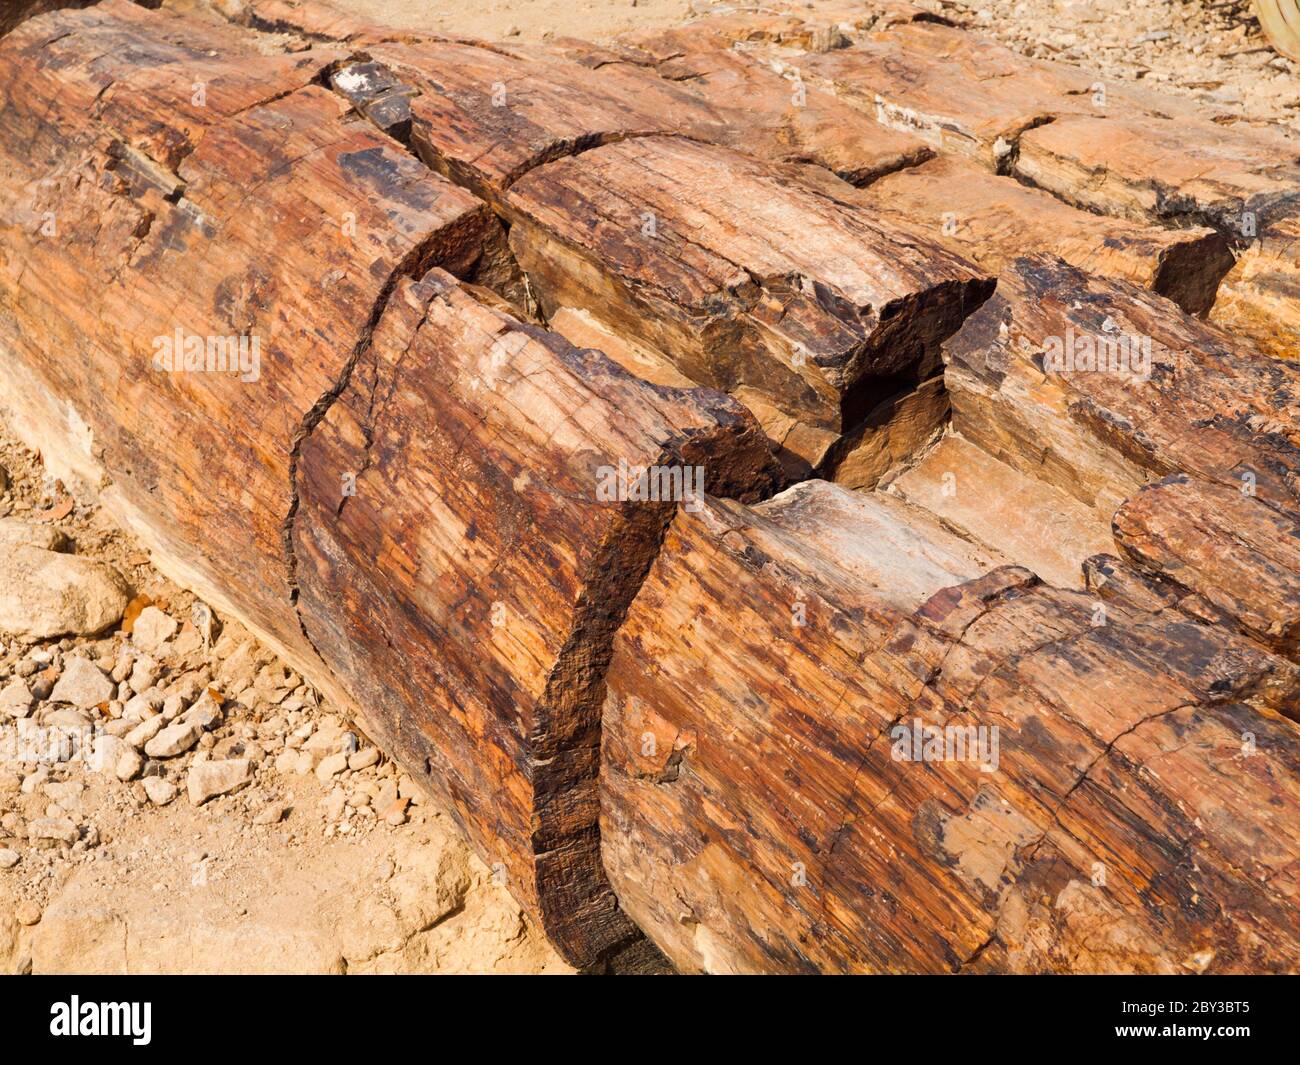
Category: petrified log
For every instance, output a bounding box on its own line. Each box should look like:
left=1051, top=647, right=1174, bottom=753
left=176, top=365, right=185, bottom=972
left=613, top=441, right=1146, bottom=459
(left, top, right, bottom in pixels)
left=602, top=481, right=1300, bottom=973
left=826, top=155, right=1233, bottom=316
left=0, top=0, right=782, bottom=968
left=7, top=0, right=1300, bottom=976
left=1015, top=115, right=1300, bottom=235
left=800, top=20, right=1099, bottom=170
left=291, top=267, right=779, bottom=961
left=1113, top=475, right=1300, bottom=660
left=327, top=30, right=931, bottom=208
left=1211, top=212, right=1300, bottom=359
left=506, top=135, right=994, bottom=471
left=942, top=255, right=1300, bottom=524
left=325, top=41, right=731, bottom=207
left=603, top=29, right=935, bottom=186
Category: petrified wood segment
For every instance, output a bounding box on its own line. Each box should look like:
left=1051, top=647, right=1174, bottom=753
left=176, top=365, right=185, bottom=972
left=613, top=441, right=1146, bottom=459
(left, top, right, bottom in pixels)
left=0, top=0, right=783, bottom=968
left=1114, top=475, right=1300, bottom=661
left=236, top=0, right=412, bottom=43
left=603, top=31, right=934, bottom=186
left=0, top=1, right=488, bottom=669
left=602, top=481, right=1300, bottom=973
left=1211, top=213, right=1300, bottom=359
left=337, top=32, right=928, bottom=208
left=886, top=433, right=1113, bottom=589
left=824, top=376, right=948, bottom=491
left=1015, top=115, right=1300, bottom=233
left=8, top=0, right=1300, bottom=975
left=292, top=268, right=779, bottom=965
left=800, top=21, right=1097, bottom=170
left=507, top=135, right=994, bottom=471
left=942, top=256, right=1300, bottom=524
left=840, top=155, right=1233, bottom=316
left=334, top=41, right=729, bottom=206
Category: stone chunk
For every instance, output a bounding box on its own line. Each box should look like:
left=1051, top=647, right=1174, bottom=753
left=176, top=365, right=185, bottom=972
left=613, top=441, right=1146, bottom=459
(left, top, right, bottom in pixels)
left=187, top=759, right=252, bottom=805
left=49, top=658, right=114, bottom=708
left=0, top=546, right=128, bottom=639
left=131, top=606, right=178, bottom=652
left=144, top=720, right=203, bottom=759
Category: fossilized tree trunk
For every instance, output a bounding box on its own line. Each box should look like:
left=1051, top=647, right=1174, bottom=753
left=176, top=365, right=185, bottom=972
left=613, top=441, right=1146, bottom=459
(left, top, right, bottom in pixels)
left=3, top=0, right=1300, bottom=975
left=0, top=0, right=781, bottom=968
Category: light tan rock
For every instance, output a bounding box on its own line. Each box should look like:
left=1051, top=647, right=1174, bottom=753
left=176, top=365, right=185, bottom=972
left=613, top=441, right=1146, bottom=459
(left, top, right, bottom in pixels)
left=115, top=749, right=144, bottom=782
left=131, top=606, right=178, bottom=653
left=142, top=777, right=177, bottom=806
left=186, top=758, right=252, bottom=805
left=49, top=657, right=114, bottom=708
left=315, top=752, right=348, bottom=781
left=0, top=545, right=128, bottom=639
left=347, top=747, right=380, bottom=772
left=0, top=678, right=33, bottom=719
left=123, top=715, right=166, bottom=750
left=144, top=720, right=203, bottom=759
left=27, top=818, right=78, bottom=846
left=0, top=518, right=70, bottom=552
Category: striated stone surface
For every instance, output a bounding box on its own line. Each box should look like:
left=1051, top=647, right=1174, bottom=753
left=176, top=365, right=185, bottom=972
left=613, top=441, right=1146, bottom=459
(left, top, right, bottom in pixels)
left=1211, top=213, right=1300, bottom=360
left=508, top=135, right=994, bottom=471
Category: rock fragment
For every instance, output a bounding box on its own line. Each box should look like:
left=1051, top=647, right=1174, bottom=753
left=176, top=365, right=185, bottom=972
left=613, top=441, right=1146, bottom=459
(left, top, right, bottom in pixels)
left=144, top=720, right=203, bottom=759
left=315, top=752, right=348, bottom=781
left=131, top=606, right=178, bottom=652
left=27, top=818, right=78, bottom=846
left=0, top=678, right=32, bottom=718
left=186, top=759, right=252, bottom=805
left=0, top=545, right=128, bottom=638
left=142, top=777, right=178, bottom=806
left=49, top=657, right=114, bottom=708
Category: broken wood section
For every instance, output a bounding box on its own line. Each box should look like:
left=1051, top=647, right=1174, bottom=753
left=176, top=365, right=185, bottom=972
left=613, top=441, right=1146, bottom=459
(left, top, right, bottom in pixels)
left=1114, top=475, right=1300, bottom=661
left=602, top=481, right=1300, bottom=973
left=292, top=268, right=779, bottom=966
left=942, top=256, right=1300, bottom=525
left=0, top=0, right=785, bottom=968
left=834, top=155, right=1233, bottom=316
left=506, top=135, right=994, bottom=473
left=800, top=20, right=1098, bottom=170
left=600, top=28, right=935, bottom=186
left=1015, top=114, right=1300, bottom=234
left=0, top=1, right=488, bottom=672
left=337, top=27, right=930, bottom=207
left=1211, top=212, right=1300, bottom=359
left=884, top=433, right=1114, bottom=589
left=337, top=40, right=729, bottom=207
left=823, top=376, right=948, bottom=491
